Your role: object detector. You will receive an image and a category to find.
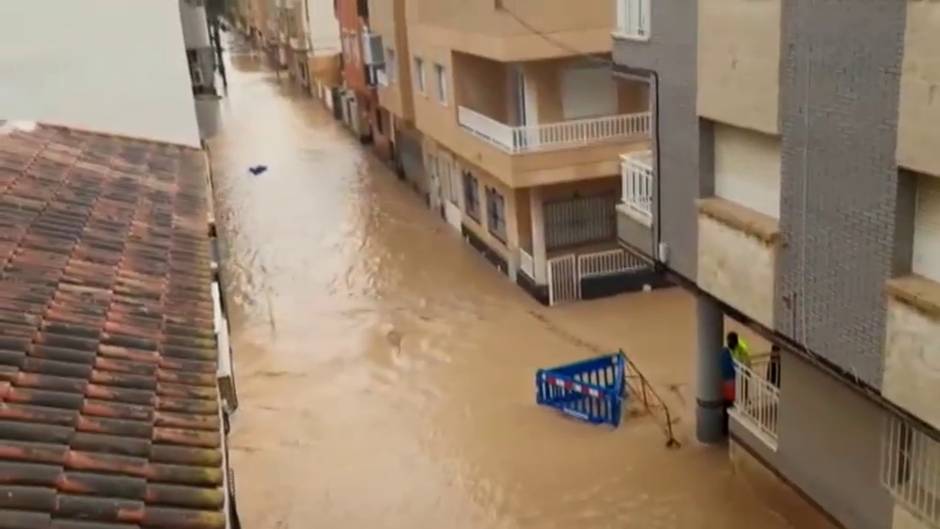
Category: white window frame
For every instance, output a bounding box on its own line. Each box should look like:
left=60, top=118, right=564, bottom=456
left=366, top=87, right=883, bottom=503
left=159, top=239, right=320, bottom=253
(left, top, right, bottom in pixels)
left=434, top=63, right=448, bottom=105
left=385, top=48, right=396, bottom=83
left=414, top=56, right=426, bottom=94
left=616, top=0, right=651, bottom=41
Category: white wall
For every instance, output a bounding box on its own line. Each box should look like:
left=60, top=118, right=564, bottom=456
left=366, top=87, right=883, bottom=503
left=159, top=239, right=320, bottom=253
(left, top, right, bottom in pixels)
left=0, top=0, right=200, bottom=147
left=307, top=0, right=342, bottom=55
left=714, top=123, right=782, bottom=219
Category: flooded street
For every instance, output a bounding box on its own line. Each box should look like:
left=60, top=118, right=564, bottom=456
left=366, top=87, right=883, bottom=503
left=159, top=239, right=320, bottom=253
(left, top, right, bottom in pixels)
left=207, top=41, right=833, bottom=529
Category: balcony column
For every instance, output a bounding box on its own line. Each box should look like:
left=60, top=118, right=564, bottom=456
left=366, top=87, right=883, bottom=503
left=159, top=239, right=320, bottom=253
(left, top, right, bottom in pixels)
left=530, top=187, right=547, bottom=285
left=695, top=294, right=725, bottom=444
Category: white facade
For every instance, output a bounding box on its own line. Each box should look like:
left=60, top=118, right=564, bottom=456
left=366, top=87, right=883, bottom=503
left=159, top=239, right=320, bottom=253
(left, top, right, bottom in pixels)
left=0, top=0, right=200, bottom=147
left=306, top=0, right=341, bottom=56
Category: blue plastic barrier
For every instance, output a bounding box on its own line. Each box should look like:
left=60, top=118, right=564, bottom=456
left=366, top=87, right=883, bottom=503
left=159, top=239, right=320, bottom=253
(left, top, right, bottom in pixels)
left=535, top=351, right=627, bottom=427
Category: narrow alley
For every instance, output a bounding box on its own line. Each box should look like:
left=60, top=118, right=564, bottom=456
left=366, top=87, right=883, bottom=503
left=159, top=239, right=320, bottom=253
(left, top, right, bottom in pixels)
left=208, top=42, right=834, bottom=529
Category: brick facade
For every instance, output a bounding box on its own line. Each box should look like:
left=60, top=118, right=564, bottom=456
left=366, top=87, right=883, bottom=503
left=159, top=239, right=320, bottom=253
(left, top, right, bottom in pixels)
left=775, top=0, right=908, bottom=388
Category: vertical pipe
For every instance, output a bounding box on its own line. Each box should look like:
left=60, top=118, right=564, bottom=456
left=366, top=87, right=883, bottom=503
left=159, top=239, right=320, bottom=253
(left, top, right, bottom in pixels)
left=696, top=295, right=725, bottom=443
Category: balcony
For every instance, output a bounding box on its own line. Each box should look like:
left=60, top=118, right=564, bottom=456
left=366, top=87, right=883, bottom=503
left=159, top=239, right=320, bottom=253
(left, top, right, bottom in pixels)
left=697, top=198, right=778, bottom=328
left=415, top=53, right=651, bottom=187
left=615, top=150, right=655, bottom=258
left=882, top=275, right=940, bottom=431
left=730, top=355, right=780, bottom=450
left=458, top=107, right=649, bottom=155
left=619, top=150, right=653, bottom=226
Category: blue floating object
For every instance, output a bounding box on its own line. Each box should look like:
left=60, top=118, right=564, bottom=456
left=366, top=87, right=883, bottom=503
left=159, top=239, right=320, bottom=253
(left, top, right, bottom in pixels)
left=536, top=351, right=627, bottom=427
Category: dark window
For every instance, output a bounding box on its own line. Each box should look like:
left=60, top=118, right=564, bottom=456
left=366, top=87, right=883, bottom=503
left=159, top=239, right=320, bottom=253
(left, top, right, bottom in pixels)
left=463, top=171, right=480, bottom=221
left=357, top=0, right=369, bottom=18
left=486, top=187, right=507, bottom=242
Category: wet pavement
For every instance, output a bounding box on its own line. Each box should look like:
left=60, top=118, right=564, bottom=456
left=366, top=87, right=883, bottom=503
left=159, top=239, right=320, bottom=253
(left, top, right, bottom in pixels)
left=207, top=38, right=836, bottom=529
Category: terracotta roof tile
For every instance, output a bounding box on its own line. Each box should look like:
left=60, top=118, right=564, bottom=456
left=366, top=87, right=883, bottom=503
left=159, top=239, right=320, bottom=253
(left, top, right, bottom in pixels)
left=0, top=124, right=225, bottom=529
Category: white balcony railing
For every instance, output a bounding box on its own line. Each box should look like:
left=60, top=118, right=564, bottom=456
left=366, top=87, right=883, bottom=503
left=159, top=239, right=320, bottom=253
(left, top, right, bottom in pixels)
left=519, top=249, right=535, bottom=279
left=577, top=248, right=645, bottom=279
left=458, top=107, right=650, bottom=154
left=620, top=150, right=654, bottom=226
left=732, top=355, right=779, bottom=448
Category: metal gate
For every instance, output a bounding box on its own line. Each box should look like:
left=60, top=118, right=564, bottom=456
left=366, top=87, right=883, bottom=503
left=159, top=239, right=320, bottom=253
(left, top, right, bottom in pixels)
left=548, top=248, right=645, bottom=306
left=544, top=195, right=617, bottom=250
left=548, top=254, right=579, bottom=305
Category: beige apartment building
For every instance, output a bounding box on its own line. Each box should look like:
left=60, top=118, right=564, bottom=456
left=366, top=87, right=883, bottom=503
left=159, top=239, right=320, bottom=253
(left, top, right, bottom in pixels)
left=373, top=0, right=654, bottom=304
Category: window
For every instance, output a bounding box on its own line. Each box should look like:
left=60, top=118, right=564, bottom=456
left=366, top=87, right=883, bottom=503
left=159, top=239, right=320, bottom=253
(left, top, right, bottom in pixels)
left=486, top=187, right=507, bottom=242
left=386, top=48, right=397, bottom=83
left=463, top=170, right=480, bottom=221
left=713, top=123, right=782, bottom=220
left=434, top=63, right=448, bottom=105
left=617, top=0, right=650, bottom=40
left=882, top=416, right=940, bottom=526
left=414, top=57, right=426, bottom=94
left=913, top=173, right=940, bottom=283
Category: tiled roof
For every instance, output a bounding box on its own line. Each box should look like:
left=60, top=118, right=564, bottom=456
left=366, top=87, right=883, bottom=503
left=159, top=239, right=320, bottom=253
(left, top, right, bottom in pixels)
left=0, top=124, right=226, bottom=529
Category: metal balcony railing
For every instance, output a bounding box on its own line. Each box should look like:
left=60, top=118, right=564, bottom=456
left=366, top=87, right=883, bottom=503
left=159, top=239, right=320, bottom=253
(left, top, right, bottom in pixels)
left=457, top=107, right=650, bottom=154
left=620, top=150, right=654, bottom=226
left=732, top=355, right=780, bottom=447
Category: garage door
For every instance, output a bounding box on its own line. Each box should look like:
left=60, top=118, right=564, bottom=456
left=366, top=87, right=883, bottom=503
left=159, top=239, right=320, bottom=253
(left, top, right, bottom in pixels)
left=913, top=176, right=940, bottom=283
left=561, top=66, right=617, bottom=121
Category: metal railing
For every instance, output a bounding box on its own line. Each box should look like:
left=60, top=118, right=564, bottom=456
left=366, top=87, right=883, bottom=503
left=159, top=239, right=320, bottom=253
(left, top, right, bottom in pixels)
left=622, top=351, right=679, bottom=448
left=732, top=354, right=779, bottom=446
left=882, top=416, right=940, bottom=526
left=578, top=248, right=645, bottom=279
left=620, top=150, right=654, bottom=226
left=544, top=194, right=618, bottom=250
left=458, top=107, right=650, bottom=154
left=519, top=249, right=535, bottom=280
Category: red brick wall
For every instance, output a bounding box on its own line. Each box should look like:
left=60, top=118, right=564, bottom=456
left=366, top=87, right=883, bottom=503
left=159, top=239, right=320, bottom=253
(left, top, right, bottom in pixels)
left=336, top=0, right=367, bottom=94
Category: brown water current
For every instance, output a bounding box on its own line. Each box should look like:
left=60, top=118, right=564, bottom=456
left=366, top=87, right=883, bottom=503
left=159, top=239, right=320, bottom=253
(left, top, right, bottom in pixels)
left=208, top=40, right=837, bottom=529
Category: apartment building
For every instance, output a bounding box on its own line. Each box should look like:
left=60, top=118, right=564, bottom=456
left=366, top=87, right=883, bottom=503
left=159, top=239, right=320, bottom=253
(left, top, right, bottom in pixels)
left=336, top=0, right=385, bottom=145
left=612, top=1, right=940, bottom=529
left=368, top=0, right=426, bottom=186
left=304, top=0, right=343, bottom=103
left=391, top=0, right=654, bottom=305
left=180, top=0, right=218, bottom=96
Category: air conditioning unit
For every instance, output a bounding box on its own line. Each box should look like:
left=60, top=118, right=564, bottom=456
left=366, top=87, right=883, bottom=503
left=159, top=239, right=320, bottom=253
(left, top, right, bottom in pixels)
left=361, top=32, right=384, bottom=66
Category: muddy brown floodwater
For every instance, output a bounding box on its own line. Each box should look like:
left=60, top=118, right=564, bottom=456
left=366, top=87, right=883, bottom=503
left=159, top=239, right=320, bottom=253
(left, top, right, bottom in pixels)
left=207, top=39, right=836, bottom=529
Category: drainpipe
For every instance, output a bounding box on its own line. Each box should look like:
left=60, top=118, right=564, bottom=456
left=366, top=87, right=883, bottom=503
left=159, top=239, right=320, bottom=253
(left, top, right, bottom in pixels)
left=649, top=70, right=725, bottom=443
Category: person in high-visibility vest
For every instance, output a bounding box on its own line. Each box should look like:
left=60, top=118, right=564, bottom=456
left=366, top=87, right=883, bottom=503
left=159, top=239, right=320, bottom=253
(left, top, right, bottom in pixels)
left=720, top=332, right=751, bottom=434
left=727, top=332, right=751, bottom=366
